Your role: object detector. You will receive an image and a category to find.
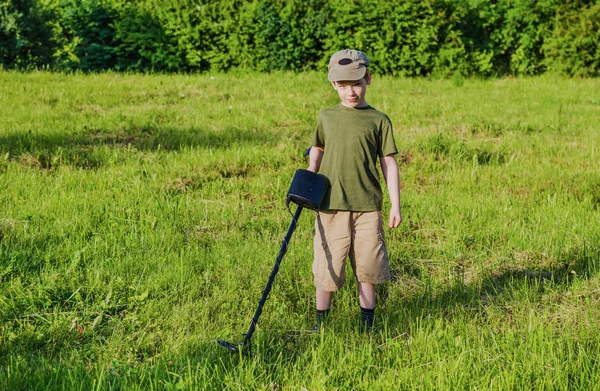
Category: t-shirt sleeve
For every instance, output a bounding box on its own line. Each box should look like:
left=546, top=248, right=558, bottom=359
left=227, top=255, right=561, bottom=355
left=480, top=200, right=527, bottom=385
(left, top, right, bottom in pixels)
left=379, top=115, right=398, bottom=156
left=311, top=112, right=326, bottom=148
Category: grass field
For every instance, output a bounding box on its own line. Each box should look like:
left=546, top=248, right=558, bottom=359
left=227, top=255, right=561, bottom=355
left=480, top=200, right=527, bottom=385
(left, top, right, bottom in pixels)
left=1, top=70, right=599, bottom=390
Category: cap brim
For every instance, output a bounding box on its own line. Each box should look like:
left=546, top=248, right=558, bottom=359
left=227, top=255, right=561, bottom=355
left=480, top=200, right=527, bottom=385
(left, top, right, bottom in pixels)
left=328, top=66, right=367, bottom=82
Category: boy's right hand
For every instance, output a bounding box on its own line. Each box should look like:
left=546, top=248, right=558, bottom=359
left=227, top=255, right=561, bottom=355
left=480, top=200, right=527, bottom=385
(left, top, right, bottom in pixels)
left=388, top=207, right=402, bottom=228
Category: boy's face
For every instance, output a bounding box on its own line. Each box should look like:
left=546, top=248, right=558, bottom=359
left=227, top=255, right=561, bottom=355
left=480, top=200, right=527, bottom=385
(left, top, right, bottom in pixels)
left=331, top=72, right=372, bottom=108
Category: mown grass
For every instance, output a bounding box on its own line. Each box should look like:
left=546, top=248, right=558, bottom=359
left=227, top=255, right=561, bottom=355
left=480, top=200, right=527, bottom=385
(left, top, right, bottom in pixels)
left=1, top=70, right=599, bottom=390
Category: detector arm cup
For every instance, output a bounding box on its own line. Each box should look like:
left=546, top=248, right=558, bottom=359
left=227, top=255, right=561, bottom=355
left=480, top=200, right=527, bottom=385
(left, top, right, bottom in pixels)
left=286, top=168, right=330, bottom=211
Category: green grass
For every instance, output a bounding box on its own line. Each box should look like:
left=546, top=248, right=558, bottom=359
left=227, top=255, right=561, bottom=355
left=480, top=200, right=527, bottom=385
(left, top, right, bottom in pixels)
left=1, top=70, right=599, bottom=390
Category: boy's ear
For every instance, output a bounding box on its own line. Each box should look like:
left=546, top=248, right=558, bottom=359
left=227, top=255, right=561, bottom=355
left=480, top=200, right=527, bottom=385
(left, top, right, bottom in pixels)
left=365, top=72, right=372, bottom=85
left=331, top=81, right=338, bottom=90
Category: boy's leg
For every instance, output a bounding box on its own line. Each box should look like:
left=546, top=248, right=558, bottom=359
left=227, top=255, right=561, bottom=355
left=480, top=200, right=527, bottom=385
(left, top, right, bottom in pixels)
left=350, top=211, right=390, bottom=332
left=358, top=282, right=376, bottom=331
left=313, top=288, right=334, bottom=330
left=358, top=282, right=375, bottom=309
left=317, top=287, right=334, bottom=310
left=312, top=211, right=352, bottom=330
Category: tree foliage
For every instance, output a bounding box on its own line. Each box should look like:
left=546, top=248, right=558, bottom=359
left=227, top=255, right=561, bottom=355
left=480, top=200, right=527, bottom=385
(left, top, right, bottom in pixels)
left=1, top=0, right=598, bottom=76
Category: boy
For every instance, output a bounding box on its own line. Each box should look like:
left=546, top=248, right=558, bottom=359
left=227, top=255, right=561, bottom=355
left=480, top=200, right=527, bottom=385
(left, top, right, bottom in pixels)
left=307, top=49, right=402, bottom=332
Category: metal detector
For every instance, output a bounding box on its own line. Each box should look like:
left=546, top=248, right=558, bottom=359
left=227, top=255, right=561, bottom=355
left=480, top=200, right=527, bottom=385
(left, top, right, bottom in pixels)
left=218, top=168, right=330, bottom=354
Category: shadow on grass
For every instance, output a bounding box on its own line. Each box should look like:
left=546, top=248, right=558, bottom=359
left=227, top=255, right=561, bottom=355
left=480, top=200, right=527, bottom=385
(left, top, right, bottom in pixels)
left=0, top=341, right=235, bottom=390
left=0, top=125, right=276, bottom=169
left=384, top=244, right=600, bottom=326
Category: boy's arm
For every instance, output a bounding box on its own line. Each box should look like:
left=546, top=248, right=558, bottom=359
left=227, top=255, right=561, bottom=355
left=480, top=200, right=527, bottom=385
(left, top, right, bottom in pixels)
left=380, top=154, right=402, bottom=228
left=307, top=146, right=324, bottom=173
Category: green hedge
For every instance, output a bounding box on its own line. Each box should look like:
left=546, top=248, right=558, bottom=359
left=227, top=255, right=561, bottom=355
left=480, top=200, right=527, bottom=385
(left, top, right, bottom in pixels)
left=1, top=0, right=599, bottom=76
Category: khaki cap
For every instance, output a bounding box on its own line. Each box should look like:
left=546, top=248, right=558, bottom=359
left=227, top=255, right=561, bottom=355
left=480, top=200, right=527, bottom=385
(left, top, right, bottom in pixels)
left=327, top=49, right=370, bottom=81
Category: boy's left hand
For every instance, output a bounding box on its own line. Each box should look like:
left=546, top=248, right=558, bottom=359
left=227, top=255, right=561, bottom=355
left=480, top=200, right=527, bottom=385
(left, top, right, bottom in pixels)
left=388, top=208, right=402, bottom=228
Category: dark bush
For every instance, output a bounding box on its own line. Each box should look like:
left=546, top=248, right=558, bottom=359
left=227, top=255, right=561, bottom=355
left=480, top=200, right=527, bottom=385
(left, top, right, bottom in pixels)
left=0, top=0, right=56, bottom=69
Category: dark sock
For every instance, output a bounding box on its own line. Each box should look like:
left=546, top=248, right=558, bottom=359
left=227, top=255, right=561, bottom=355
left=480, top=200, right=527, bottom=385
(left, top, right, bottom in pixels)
left=360, top=307, right=375, bottom=331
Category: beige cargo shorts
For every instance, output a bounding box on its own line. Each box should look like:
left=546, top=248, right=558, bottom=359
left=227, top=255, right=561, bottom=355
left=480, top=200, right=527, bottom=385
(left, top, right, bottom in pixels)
left=313, top=210, right=390, bottom=291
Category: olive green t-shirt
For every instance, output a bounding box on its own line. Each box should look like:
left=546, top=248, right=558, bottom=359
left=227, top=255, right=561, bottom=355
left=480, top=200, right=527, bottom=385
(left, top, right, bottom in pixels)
left=311, top=104, right=398, bottom=211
